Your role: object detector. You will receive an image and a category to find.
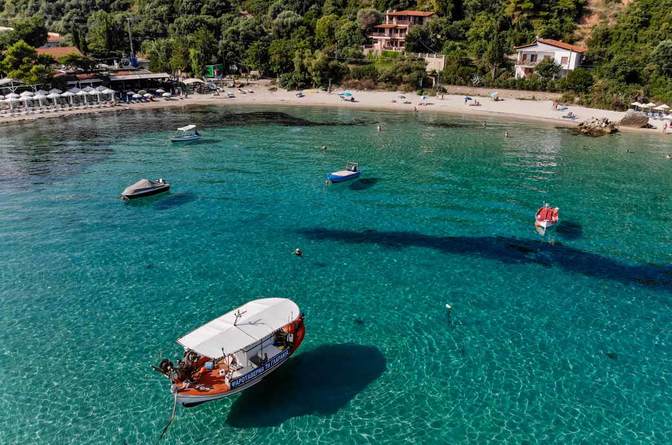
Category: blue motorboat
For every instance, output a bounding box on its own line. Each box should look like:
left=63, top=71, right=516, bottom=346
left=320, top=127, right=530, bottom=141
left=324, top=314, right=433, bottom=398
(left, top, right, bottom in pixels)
left=326, top=162, right=360, bottom=183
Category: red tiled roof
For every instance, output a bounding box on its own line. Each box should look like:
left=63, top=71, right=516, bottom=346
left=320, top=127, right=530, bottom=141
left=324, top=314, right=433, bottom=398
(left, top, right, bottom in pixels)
left=36, top=46, right=82, bottom=59
left=515, top=39, right=586, bottom=53
left=387, top=10, right=434, bottom=17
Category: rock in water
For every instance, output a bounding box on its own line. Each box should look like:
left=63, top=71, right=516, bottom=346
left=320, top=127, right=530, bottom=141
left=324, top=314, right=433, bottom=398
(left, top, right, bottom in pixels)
left=619, top=110, right=650, bottom=128
left=575, top=117, right=619, bottom=137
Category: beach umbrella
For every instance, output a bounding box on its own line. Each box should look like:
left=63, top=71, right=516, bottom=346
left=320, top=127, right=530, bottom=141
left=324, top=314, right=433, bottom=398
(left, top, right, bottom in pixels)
left=156, top=88, right=166, bottom=94
left=34, top=93, right=47, bottom=106
left=48, top=88, right=62, bottom=94
left=162, top=92, right=172, bottom=98
left=143, top=93, right=153, bottom=98
left=138, top=89, right=148, bottom=95
left=35, top=89, right=48, bottom=95
left=132, top=93, right=142, bottom=99
left=77, top=89, right=89, bottom=104
left=5, top=96, right=20, bottom=110
left=126, top=91, right=136, bottom=96
left=47, top=92, right=61, bottom=106
left=464, top=96, right=472, bottom=101
left=61, top=90, right=75, bottom=105
left=95, top=85, right=107, bottom=92
left=6, top=93, right=20, bottom=99
left=83, top=86, right=94, bottom=93
left=630, top=101, right=642, bottom=108
left=68, top=87, right=81, bottom=94
left=642, top=102, right=656, bottom=108
left=0, top=95, right=4, bottom=100
left=490, top=92, right=499, bottom=98
left=654, top=104, right=670, bottom=111
left=20, top=91, right=34, bottom=97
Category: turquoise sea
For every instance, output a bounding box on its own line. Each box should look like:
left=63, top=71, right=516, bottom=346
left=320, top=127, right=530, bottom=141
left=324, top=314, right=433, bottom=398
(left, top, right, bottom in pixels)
left=1, top=106, right=671, bottom=444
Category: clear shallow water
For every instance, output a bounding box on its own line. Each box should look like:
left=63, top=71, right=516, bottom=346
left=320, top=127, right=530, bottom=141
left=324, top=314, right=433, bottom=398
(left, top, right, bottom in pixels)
left=1, top=106, right=671, bottom=444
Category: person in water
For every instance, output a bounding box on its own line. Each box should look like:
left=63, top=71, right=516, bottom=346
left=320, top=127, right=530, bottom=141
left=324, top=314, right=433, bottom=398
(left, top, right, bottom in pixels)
left=294, top=248, right=303, bottom=257
left=377, top=124, right=382, bottom=132
left=505, top=131, right=510, bottom=138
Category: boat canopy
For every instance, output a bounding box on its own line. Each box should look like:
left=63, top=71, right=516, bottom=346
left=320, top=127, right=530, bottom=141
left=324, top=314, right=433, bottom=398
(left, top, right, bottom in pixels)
left=177, top=124, right=196, bottom=132
left=123, top=179, right=154, bottom=194
left=177, top=298, right=300, bottom=359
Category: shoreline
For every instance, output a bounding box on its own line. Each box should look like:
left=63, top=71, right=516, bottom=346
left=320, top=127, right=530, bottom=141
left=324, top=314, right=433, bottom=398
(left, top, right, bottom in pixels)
left=0, top=85, right=667, bottom=136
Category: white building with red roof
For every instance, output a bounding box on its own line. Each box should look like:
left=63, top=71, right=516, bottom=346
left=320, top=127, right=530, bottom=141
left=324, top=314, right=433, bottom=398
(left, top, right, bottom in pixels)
left=514, top=38, right=587, bottom=79
left=367, top=10, right=434, bottom=53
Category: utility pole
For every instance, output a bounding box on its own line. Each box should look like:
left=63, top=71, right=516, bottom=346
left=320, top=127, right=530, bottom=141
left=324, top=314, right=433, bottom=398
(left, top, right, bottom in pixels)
left=126, top=18, right=134, bottom=57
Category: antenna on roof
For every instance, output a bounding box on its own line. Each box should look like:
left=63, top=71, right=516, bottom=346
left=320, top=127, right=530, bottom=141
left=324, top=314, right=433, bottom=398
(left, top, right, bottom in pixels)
left=233, top=309, right=247, bottom=326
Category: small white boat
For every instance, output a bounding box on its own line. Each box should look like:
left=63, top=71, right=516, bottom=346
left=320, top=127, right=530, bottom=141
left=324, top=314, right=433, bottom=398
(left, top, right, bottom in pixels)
left=121, top=178, right=170, bottom=199
left=171, top=125, right=201, bottom=142
left=326, top=161, right=361, bottom=183
left=154, top=297, right=305, bottom=407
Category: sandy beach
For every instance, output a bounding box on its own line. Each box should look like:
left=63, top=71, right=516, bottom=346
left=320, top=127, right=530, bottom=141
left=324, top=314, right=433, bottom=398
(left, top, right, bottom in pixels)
left=0, top=81, right=664, bottom=134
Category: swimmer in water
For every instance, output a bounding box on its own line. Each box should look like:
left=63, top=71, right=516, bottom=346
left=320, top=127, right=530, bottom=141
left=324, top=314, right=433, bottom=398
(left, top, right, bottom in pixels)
left=320, top=145, right=327, bottom=150
left=377, top=124, right=382, bottom=132
left=505, top=131, right=510, bottom=138
left=293, top=248, right=303, bottom=257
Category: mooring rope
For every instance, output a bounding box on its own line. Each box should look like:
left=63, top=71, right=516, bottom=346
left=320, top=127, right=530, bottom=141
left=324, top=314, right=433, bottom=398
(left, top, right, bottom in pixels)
left=158, top=391, right=178, bottom=442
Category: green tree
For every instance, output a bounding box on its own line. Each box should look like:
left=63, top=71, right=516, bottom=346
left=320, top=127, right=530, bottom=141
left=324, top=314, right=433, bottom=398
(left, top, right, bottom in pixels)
left=651, top=40, right=672, bottom=77
left=142, top=38, right=173, bottom=73
left=273, top=11, right=302, bottom=38
left=560, top=67, right=593, bottom=93
left=356, top=8, right=382, bottom=32
left=0, top=40, right=53, bottom=84
left=534, top=58, right=561, bottom=80
left=8, top=16, right=48, bottom=48
left=315, top=14, right=339, bottom=48
left=86, top=11, right=128, bottom=55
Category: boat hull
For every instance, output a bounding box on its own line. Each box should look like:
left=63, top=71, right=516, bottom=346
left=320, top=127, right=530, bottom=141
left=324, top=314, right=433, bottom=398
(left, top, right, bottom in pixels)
left=122, top=184, right=170, bottom=199
left=170, top=135, right=201, bottom=143
left=327, top=171, right=361, bottom=183
left=177, top=348, right=293, bottom=407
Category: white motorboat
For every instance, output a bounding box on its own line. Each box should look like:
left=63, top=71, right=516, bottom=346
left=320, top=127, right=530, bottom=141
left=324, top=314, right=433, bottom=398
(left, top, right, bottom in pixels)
left=170, top=124, right=201, bottom=142
left=121, top=178, right=170, bottom=199
left=154, top=297, right=306, bottom=407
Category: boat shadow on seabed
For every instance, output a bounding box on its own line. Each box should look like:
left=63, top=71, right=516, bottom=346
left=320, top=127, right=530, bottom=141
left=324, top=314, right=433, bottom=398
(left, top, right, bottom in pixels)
left=295, top=228, right=672, bottom=293
left=226, top=343, right=386, bottom=428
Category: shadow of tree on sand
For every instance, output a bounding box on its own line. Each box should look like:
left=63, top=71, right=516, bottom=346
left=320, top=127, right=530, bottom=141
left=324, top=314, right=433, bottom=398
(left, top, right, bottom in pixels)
left=296, top=228, right=672, bottom=292
left=227, top=344, right=386, bottom=428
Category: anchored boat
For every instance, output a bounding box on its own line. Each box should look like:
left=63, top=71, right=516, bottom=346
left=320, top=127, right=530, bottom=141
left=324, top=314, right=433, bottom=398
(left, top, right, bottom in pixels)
left=535, top=203, right=559, bottom=235
left=154, top=298, right=305, bottom=407
left=326, top=161, right=360, bottom=184
left=121, top=178, right=169, bottom=200
left=170, top=124, right=201, bottom=142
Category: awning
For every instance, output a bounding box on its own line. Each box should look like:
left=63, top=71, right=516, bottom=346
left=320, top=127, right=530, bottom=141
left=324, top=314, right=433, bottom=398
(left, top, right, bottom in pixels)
left=177, top=298, right=300, bottom=358
left=109, top=72, right=170, bottom=82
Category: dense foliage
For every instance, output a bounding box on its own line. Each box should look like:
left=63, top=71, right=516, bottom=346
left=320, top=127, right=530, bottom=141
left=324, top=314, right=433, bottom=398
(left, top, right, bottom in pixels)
left=0, top=0, right=670, bottom=108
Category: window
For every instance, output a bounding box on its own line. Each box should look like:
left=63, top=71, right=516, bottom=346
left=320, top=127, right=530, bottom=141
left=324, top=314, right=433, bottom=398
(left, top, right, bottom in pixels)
left=561, top=56, right=569, bottom=65
left=530, top=54, right=537, bottom=63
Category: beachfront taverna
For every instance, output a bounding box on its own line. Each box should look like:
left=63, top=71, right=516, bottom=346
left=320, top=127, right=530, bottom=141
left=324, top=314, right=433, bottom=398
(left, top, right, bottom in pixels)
left=513, top=38, right=587, bottom=79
